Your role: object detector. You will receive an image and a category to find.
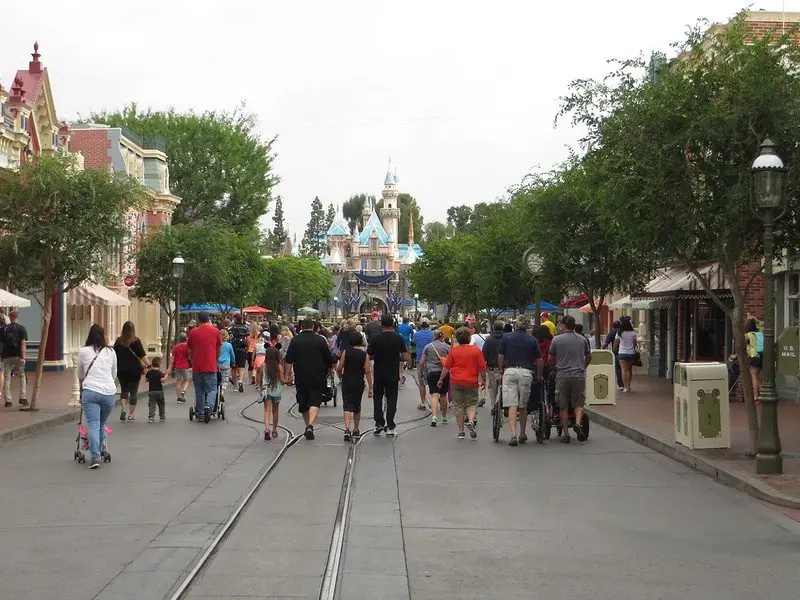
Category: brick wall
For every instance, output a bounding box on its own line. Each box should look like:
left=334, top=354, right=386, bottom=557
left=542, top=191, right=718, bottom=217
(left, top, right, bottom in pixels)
left=737, top=260, right=764, bottom=321
left=69, top=129, right=111, bottom=169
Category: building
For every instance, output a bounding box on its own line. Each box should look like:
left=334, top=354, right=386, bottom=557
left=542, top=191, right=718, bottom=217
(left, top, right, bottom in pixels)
left=69, top=123, right=181, bottom=357
left=322, top=162, right=423, bottom=316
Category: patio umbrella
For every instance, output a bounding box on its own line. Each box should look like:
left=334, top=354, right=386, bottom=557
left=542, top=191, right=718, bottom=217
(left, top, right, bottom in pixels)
left=0, top=289, right=31, bottom=308
left=243, top=305, right=271, bottom=315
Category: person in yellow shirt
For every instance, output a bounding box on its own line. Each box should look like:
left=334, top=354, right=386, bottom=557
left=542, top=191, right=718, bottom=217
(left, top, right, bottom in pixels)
left=438, top=318, right=456, bottom=345
left=540, top=312, right=557, bottom=337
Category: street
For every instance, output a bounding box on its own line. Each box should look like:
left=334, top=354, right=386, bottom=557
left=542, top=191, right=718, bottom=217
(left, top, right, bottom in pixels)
left=1, top=381, right=799, bottom=600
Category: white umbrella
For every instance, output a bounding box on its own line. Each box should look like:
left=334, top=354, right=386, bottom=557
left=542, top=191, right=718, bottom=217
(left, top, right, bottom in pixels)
left=0, top=289, right=31, bottom=308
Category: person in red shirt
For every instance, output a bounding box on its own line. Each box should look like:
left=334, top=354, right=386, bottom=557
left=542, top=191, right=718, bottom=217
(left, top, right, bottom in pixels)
left=187, top=311, right=222, bottom=417
left=171, top=332, right=191, bottom=403
left=438, top=327, right=487, bottom=439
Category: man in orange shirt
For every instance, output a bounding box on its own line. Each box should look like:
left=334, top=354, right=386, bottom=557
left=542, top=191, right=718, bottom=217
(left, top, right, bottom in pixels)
left=438, top=327, right=487, bottom=439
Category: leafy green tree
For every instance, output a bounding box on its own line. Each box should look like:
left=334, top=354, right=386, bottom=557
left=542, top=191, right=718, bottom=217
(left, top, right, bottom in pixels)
left=423, top=221, right=452, bottom=245
left=377, top=193, right=423, bottom=243
left=301, top=196, right=326, bottom=257
left=409, top=238, right=459, bottom=317
left=270, top=195, right=288, bottom=254
left=0, top=154, right=146, bottom=409
left=90, top=103, right=278, bottom=232
left=260, top=256, right=333, bottom=315
left=446, top=205, right=473, bottom=231
left=325, top=203, right=336, bottom=230
left=343, top=194, right=373, bottom=231
left=559, top=14, right=800, bottom=449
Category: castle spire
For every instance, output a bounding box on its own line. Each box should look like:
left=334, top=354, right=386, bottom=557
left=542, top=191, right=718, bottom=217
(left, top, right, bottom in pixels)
left=29, top=41, right=42, bottom=74
left=408, top=215, right=414, bottom=247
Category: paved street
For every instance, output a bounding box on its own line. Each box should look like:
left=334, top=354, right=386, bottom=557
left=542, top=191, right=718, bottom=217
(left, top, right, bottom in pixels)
left=2, top=380, right=800, bottom=600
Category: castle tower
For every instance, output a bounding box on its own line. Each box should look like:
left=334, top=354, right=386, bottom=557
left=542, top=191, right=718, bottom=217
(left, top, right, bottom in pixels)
left=380, top=158, right=400, bottom=245
left=361, top=195, right=373, bottom=229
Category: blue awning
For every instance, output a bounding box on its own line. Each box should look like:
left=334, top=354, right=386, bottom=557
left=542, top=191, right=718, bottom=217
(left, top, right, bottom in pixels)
left=526, top=301, right=561, bottom=311
left=180, top=304, right=241, bottom=313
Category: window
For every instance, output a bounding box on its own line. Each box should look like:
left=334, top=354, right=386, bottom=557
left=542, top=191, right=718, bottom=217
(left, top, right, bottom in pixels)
left=380, top=259, right=386, bottom=271
left=789, top=273, right=799, bottom=296
left=370, top=259, right=377, bottom=270
left=361, top=259, right=367, bottom=271
left=370, top=238, right=378, bottom=252
left=789, top=299, right=799, bottom=327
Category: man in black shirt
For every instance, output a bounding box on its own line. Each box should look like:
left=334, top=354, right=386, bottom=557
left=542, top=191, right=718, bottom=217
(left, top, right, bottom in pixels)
left=364, top=311, right=384, bottom=343
left=2, top=311, right=28, bottom=407
left=285, top=318, right=335, bottom=440
left=367, top=314, right=409, bottom=436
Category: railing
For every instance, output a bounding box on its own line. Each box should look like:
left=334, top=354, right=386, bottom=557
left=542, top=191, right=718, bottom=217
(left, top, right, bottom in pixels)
left=120, top=126, right=166, bottom=152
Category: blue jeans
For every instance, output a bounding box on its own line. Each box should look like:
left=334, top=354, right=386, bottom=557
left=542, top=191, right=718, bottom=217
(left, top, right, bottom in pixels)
left=81, top=389, right=115, bottom=461
left=193, top=372, right=217, bottom=414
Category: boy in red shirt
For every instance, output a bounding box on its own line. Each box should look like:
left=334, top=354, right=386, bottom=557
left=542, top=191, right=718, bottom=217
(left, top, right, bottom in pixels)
left=438, top=327, right=487, bottom=439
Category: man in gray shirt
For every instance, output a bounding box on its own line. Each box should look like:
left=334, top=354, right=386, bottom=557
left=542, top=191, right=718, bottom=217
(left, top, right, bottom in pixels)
left=548, top=315, right=591, bottom=443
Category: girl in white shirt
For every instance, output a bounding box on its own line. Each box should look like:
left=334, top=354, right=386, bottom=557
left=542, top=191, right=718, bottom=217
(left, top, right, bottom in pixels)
left=78, top=324, right=118, bottom=469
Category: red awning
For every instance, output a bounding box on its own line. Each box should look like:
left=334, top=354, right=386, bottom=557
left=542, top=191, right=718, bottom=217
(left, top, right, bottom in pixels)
left=560, top=293, right=589, bottom=308
left=243, top=306, right=271, bottom=314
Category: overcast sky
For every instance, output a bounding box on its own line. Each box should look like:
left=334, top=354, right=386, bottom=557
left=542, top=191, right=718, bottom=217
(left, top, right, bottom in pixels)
left=2, top=1, right=791, bottom=239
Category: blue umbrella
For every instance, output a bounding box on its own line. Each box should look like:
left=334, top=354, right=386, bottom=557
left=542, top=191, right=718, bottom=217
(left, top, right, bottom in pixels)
left=180, top=303, right=241, bottom=313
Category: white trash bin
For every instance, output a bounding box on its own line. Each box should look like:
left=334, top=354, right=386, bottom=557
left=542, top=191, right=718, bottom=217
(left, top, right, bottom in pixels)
left=585, top=349, right=616, bottom=405
left=673, top=362, right=730, bottom=449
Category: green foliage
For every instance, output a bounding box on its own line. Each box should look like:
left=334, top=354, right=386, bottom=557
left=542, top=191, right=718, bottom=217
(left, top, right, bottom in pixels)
left=342, top=194, right=373, bottom=231
left=270, top=195, right=288, bottom=255
left=325, top=203, right=336, bottom=230
left=422, top=221, right=452, bottom=245
left=0, top=153, right=146, bottom=408
left=301, top=196, right=326, bottom=257
left=90, top=103, right=278, bottom=232
left=376, top=193, right=424, bottom=243
left=446, top=205, right=473, bottom=231
left=260, top=256, right=333, bottom=314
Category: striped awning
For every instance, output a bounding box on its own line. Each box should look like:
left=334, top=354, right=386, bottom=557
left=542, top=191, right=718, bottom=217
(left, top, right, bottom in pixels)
left=67, top=283, right=130, bottom=307
left=0, top=289, right=31, bottom=308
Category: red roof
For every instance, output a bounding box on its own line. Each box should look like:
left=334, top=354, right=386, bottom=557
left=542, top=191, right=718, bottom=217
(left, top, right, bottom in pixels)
left=14, top=42, right=45, bottom=105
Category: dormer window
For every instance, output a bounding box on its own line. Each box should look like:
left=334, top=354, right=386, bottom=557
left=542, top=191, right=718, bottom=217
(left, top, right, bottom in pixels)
left=370, top=237, right=378, bottom=252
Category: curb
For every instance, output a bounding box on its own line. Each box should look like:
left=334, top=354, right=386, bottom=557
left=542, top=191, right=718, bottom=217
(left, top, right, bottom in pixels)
left=585, top=406, right=800, bottom=510
left=0, top=388, right=154, bottom=445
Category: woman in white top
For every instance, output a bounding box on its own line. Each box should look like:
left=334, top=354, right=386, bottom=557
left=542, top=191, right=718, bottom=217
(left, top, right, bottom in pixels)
left=613, top=317, right=638, bottom=393
left=78, top=324, right=118, bottom=469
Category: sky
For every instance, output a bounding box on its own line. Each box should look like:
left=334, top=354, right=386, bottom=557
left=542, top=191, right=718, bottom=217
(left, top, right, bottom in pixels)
left=2, top=1, right=793, bottom=239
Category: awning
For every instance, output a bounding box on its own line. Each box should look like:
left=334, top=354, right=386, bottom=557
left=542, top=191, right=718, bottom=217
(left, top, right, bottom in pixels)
left=579, top=299, right=608, bottom=313
left=67, top=283, right=130, bottom=307
left=634, top=262, right=730, bottom=300
left=243, top=305, right=271, bottom=314
left=608, top=295, right=659, bottom=310
left=0, top=289, right=31, bottom=308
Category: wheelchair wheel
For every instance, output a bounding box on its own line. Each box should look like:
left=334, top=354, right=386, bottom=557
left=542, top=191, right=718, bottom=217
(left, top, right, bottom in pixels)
left=220, top=405, right=226, bottom=420
left=580, top=413, right=590, bottom=441
left=189, top=407, right=195, bottom=421
left=535, top=402, right=546, bottom=444
left=492, top=389, right=503, bottom=443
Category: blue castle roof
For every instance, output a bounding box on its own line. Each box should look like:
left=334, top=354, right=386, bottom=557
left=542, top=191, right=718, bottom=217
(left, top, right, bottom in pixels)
left=359, top=211, right=389, bottom=246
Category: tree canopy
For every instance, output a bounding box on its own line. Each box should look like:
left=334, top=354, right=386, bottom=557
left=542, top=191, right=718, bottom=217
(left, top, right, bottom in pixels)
left=90, top=103, right=278, bottom=232
left=259, top=256, right=333, bottom=315
left=301, top=196, right=326, bottom=257
left=376, top=193, right=424, bottom=243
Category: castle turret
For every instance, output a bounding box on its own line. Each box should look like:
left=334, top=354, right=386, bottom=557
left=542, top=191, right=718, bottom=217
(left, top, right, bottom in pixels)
left=380, top=159, right=400, bottom=247
left=361, top=196, right=373, bottom=229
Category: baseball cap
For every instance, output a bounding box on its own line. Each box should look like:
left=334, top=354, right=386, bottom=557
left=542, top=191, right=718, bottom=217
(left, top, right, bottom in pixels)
left=420, top=318, right=430, bottom=326
left=541, top=311, right=550, bottom=320
left=371, top=311, right=380, bottom=319
left=198, top=311, right=210, bottom=323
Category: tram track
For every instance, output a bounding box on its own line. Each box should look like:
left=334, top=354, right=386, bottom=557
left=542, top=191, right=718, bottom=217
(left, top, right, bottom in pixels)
left=170, top=389, right=430, bottom=600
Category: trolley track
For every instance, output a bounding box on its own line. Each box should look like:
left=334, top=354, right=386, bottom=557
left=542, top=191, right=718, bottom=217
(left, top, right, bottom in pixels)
left=171, top=391, right=431, bottom=600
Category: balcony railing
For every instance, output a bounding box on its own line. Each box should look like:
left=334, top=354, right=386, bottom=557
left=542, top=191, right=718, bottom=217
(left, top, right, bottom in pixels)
left=120, top=126, right=166, bottom=152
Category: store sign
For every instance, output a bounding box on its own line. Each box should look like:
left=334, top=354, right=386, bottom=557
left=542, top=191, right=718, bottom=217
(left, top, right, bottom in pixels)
left=123, top=276, right=135, bottom=288
left=777, top=326, right=799, bottom=377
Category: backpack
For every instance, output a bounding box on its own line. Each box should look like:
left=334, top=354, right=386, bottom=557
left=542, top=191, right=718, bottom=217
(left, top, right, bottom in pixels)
left=230, top=325, right=248, bottom=350
left=753, top=331, right=764, bottom=354
left=2, top=323, right=21, bottom=352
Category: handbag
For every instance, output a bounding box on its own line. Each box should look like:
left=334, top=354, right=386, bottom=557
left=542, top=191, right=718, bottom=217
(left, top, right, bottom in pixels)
left=431, top=344, right=447, bottom=367
left=634, top=350, right=643, bottom=367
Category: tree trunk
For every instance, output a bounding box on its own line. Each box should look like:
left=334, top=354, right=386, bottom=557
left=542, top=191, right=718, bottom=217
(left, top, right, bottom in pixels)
left=593, top=309, right=603, bottom=349
left=731, top=314, right=759, bottom=454
left=163, top=303, right=174, bottom=369
left=28, top=292, right=54, bottom=411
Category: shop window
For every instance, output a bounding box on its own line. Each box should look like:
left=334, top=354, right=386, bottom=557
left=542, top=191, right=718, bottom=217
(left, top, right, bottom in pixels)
left=787, top=273, right=800, bottom=327
left=789, top=273, right=799, bottom=296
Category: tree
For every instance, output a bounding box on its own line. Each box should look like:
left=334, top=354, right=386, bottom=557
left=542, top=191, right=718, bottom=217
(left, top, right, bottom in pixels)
left=409, top=238, right=459, bottom=317
left=325, top=203, right=336, bottom=230
left=134, top=222, right=268, bottom=363
left=446, top=205, right=473, bottom=231
left=342, top=194, right=373, bottom=231
left=0, top=154, right=146, bottom=409
left=302, top=196, right=326, bottom=257
left=559, top=14, right=800, bottom=451
left=270, top=195, right=288, bottom=255
left=260, top=256, right=333, bottom=315
left=376, top=193, right=424, bottom=243
left=423, top=221, right=452, bottom=245
left=90, top=103, right=278, bottom=232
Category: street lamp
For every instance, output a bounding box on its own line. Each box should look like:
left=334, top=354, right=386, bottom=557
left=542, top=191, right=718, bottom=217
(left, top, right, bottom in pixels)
left=751, top=137, right=787, bottom=475
left=172, top=253, right=186, bottom=349
left=523, top=247, right=544, bottom=325
left=333, top=296, right=339, bottom=321
left=414, top=293, right=419, bottom=322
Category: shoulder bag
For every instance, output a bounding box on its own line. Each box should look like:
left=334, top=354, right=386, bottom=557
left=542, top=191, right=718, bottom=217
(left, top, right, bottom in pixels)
left=80, top=349, right=102, bottom=393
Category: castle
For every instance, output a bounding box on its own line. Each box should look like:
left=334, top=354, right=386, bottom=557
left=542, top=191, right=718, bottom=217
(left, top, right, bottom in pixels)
left=321, top=162, right=423, bottom=315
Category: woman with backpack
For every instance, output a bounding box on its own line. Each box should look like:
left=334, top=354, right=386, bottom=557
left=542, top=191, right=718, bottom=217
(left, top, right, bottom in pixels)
left=419, top=329, right=451, bottom=427
left=745, top=318, right=764, bottom=403
left=113, top=321, right=149, bottom=421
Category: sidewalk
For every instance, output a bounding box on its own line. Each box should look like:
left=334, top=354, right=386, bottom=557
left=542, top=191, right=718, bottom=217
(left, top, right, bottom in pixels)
left=585, top=375, right=800, bottom=509
left=0, top=369, right=168, bottom=443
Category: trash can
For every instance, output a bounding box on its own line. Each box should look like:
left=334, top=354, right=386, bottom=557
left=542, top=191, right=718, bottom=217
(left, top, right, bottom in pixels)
left=585, top=349, right=616, bottom=405
left=673, top=362, right=730, bottom=449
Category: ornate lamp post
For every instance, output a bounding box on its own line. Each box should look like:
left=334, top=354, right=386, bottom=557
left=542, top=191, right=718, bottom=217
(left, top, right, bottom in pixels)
left=333, top=296, right=339, bottom=321
left=414, top=293, right=419, bottom=321
left=172, top=253, right=186, bottom=348
left=523, top=247, right=544, bottom=325
left=752, top=137, right=786, bottom=475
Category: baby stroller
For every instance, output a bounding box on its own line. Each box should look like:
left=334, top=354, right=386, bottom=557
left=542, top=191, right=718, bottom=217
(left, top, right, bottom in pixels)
left=321, top=370, right=338, bottom=407
left=188, top=373, right=226, bottom=423
left=73, top=407, right=111, bottom=464
left=545, top=370, right=590, bottom=441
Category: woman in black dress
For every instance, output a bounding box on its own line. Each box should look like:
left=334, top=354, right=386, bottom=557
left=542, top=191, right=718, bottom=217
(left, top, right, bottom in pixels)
left=113, top=321, right=148, bottom=421
left=336, top=330, right=372, bottom=442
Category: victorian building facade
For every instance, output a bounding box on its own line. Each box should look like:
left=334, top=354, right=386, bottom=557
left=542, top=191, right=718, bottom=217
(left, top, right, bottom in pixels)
left=322, top=164, right=423, bottom=316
